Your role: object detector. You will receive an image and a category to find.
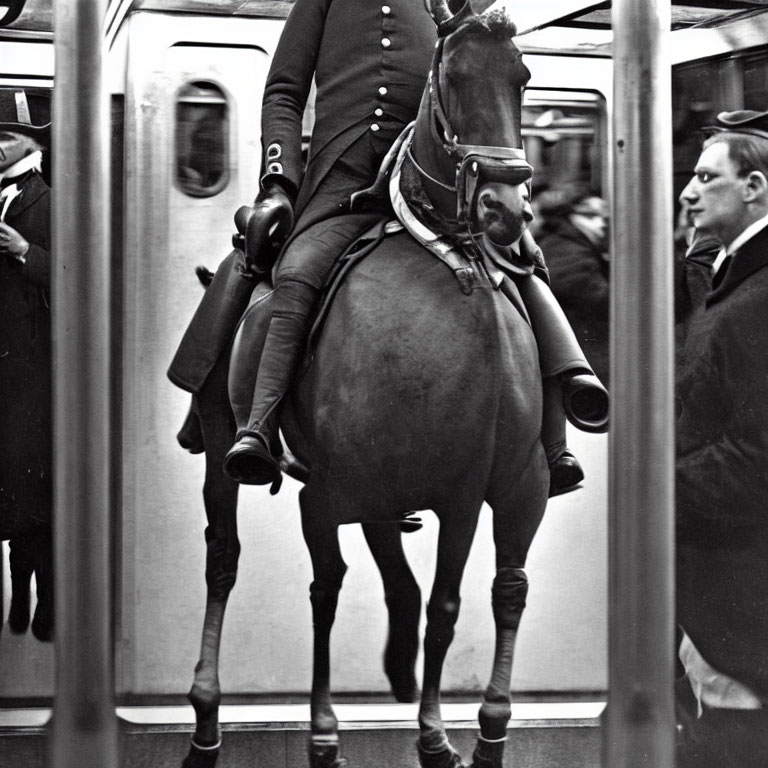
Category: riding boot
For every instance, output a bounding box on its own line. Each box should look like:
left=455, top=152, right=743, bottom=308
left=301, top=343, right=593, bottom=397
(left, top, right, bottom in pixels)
left=224, top=278, right=319, bottom=490
left=542, top=377, right=584, bottom=497
left=516, top=275, right=609, bottom=432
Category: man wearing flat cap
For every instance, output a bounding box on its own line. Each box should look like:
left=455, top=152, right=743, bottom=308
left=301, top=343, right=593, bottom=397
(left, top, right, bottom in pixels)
left=675, top=109, right=768, bottom=766
left=0, top=88, right=54, bottom=640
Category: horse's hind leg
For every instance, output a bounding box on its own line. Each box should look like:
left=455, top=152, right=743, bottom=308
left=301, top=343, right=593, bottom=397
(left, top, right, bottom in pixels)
left=361, top=522, right=420, bottom=703
left=183, top=356, right=241, bottom=768
left=300, top=489, right=349, bottom=768
left=8, top=535, right=34, bottom=633
left=471, top=457, right=548, bottom=768
left=31, top=528, right=54, bottom=641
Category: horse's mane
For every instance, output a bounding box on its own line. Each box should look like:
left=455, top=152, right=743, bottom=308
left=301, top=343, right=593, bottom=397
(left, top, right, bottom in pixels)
left=459, top=8, right=517, bottom=39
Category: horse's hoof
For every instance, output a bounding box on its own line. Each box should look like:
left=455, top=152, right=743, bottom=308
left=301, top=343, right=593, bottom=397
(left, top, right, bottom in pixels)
left=181, top=737, right=221, bottom=768
left=468, top=737, right=506, bottom=768
left=308, top=737, right=349, bottom=768
left=384, top=628, right=419, bottom=702
left=31, top=604, right=53, bottom=642
left=417, top=743, right=468, bottom=768
left=8, top=595, right=30, bottom=634
left=385, top=654, right=418, bottom=703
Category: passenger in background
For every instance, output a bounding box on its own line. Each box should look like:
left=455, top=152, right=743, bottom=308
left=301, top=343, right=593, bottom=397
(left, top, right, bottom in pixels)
left=0, top=89, right=53, bottom=641
left=675, top=109, right=768, bottom=767
left=537, top=184, right=610, bottom=384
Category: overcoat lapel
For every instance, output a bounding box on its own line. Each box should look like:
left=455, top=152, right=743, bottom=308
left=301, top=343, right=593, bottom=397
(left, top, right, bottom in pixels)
left=706, top=224, right=768, bottom=307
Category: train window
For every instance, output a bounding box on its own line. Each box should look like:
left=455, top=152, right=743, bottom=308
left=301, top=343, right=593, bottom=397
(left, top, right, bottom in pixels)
left=175, top=81, right=229, bottom=197
left=743, top=52, right=768, bottom=111
left=522, top=89, right=606, bottom=197
left=672, top=49, right=768, bottom=199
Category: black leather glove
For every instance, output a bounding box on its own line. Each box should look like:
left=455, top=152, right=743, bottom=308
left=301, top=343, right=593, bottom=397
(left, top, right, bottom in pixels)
left=232, top=182, right=294, bottom=277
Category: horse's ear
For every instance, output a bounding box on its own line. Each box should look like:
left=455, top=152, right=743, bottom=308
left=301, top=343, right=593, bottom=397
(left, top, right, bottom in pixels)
left=427, top=0, right=476, bottom=36
left=426, top=0, right=453, bottom=27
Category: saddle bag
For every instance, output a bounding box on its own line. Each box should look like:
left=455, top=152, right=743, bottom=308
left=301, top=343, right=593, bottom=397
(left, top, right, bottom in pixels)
left=167, top=248, right=259, bottom=394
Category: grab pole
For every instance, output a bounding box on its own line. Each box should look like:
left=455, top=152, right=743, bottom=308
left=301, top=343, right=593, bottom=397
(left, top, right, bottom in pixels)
left=605, top=0, right=676, bottom=766
left=50, top=0, right=117, bottom=766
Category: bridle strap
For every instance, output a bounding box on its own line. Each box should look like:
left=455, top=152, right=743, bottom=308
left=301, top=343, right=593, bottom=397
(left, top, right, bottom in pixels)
left=406, top=144, right=455, bottom=192
left=426, top=37, right=529, bottom=166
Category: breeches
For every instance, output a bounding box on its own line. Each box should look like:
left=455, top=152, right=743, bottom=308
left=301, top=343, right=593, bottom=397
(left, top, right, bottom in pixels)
left=274, top=213, right=382, bottom=299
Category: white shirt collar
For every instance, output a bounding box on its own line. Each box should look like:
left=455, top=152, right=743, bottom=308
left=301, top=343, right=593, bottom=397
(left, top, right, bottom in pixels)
left=710, top=211, right=768, bottom=277
left=0, top=150, right=42, bottom=185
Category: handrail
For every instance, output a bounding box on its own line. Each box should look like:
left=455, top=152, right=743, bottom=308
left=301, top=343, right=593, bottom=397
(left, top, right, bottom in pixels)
left=605, top=0, right=676, bottom=766
left=50, top=1, right=117, bottom=767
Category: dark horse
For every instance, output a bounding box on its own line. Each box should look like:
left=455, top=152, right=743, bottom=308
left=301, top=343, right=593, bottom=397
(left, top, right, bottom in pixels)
left=179, top=2, right=549, bottom=767
left=229, top=4, right=547, bottom=767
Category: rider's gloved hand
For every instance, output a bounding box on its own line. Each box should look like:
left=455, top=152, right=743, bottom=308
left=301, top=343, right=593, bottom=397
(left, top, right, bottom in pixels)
left=232, top=181, right=294, bottom=277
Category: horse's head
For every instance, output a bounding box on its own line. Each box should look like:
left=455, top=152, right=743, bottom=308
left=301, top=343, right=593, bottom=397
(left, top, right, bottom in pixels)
left=406, top=0, right=533, bottom=243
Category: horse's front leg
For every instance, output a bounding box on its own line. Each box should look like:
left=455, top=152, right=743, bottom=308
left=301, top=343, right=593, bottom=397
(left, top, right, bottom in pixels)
left=361, top=522, right=421, bottom=703
left=300, top=488, right=348, bottom=768
left=183, top=370, right=241, bottom=768
left=473, top=459, right=548, bottom=768
left=418, top=506, right=480, bottom=768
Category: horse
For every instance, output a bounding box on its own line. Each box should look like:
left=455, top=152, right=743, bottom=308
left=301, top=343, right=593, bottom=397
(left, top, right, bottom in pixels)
left=179, top=279, right=423, bottom=768
left=225, top=3, right=549, bottom=766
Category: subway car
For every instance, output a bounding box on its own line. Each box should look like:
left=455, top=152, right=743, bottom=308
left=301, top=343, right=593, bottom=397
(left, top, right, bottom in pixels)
left=1, top=1, right=767, bottom=766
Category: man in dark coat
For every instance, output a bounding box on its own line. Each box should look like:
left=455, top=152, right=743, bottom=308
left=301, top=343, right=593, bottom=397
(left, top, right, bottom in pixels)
left=537, top=187, right=610, bottom=384
left=0, top=88, right=54, bottom=640
left=675, top=109, right=768, bottom=767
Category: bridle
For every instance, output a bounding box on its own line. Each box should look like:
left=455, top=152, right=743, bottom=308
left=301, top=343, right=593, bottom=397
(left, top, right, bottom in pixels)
left=407, top=26, right=534, bottom=227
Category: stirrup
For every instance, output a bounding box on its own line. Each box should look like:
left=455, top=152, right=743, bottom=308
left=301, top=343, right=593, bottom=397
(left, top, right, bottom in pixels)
left=224, top=429, right=283, bottom=494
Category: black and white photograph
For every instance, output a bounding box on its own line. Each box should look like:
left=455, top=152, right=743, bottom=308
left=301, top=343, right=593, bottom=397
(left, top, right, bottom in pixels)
left=0, top=1, right=766, bottom=766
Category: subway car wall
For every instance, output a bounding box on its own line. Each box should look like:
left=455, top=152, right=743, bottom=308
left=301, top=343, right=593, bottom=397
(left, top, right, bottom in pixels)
left=1, top=0, right=767, bottom=705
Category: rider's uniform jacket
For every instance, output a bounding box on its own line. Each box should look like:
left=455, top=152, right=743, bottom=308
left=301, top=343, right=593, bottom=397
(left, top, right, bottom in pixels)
left=259, top=0, right=437, bottom=218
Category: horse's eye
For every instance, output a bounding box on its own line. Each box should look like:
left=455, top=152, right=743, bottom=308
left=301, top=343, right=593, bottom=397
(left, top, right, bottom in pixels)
left=696, top=171, right=714, bottom=183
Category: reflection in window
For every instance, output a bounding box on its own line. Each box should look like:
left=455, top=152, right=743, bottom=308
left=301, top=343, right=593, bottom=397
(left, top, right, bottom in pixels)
left=175, top=82, right=228, bottom=197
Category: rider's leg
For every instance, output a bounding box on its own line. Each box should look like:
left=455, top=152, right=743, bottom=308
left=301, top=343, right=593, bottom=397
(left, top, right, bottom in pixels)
left=224, top=214, right=381, bottom=486
left=510, top=275, right=609, bottom=495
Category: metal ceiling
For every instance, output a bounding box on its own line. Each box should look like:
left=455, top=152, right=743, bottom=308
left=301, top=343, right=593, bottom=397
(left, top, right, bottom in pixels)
left=527, top=0, right=768, bottom=31
left=2, top=0, right=768, bottom=43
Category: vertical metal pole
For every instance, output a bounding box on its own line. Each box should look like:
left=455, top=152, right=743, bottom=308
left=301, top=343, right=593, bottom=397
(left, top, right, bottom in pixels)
left=50, top=0, right=117, bottom=766
left=605, top=1, right=676, bottom=766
